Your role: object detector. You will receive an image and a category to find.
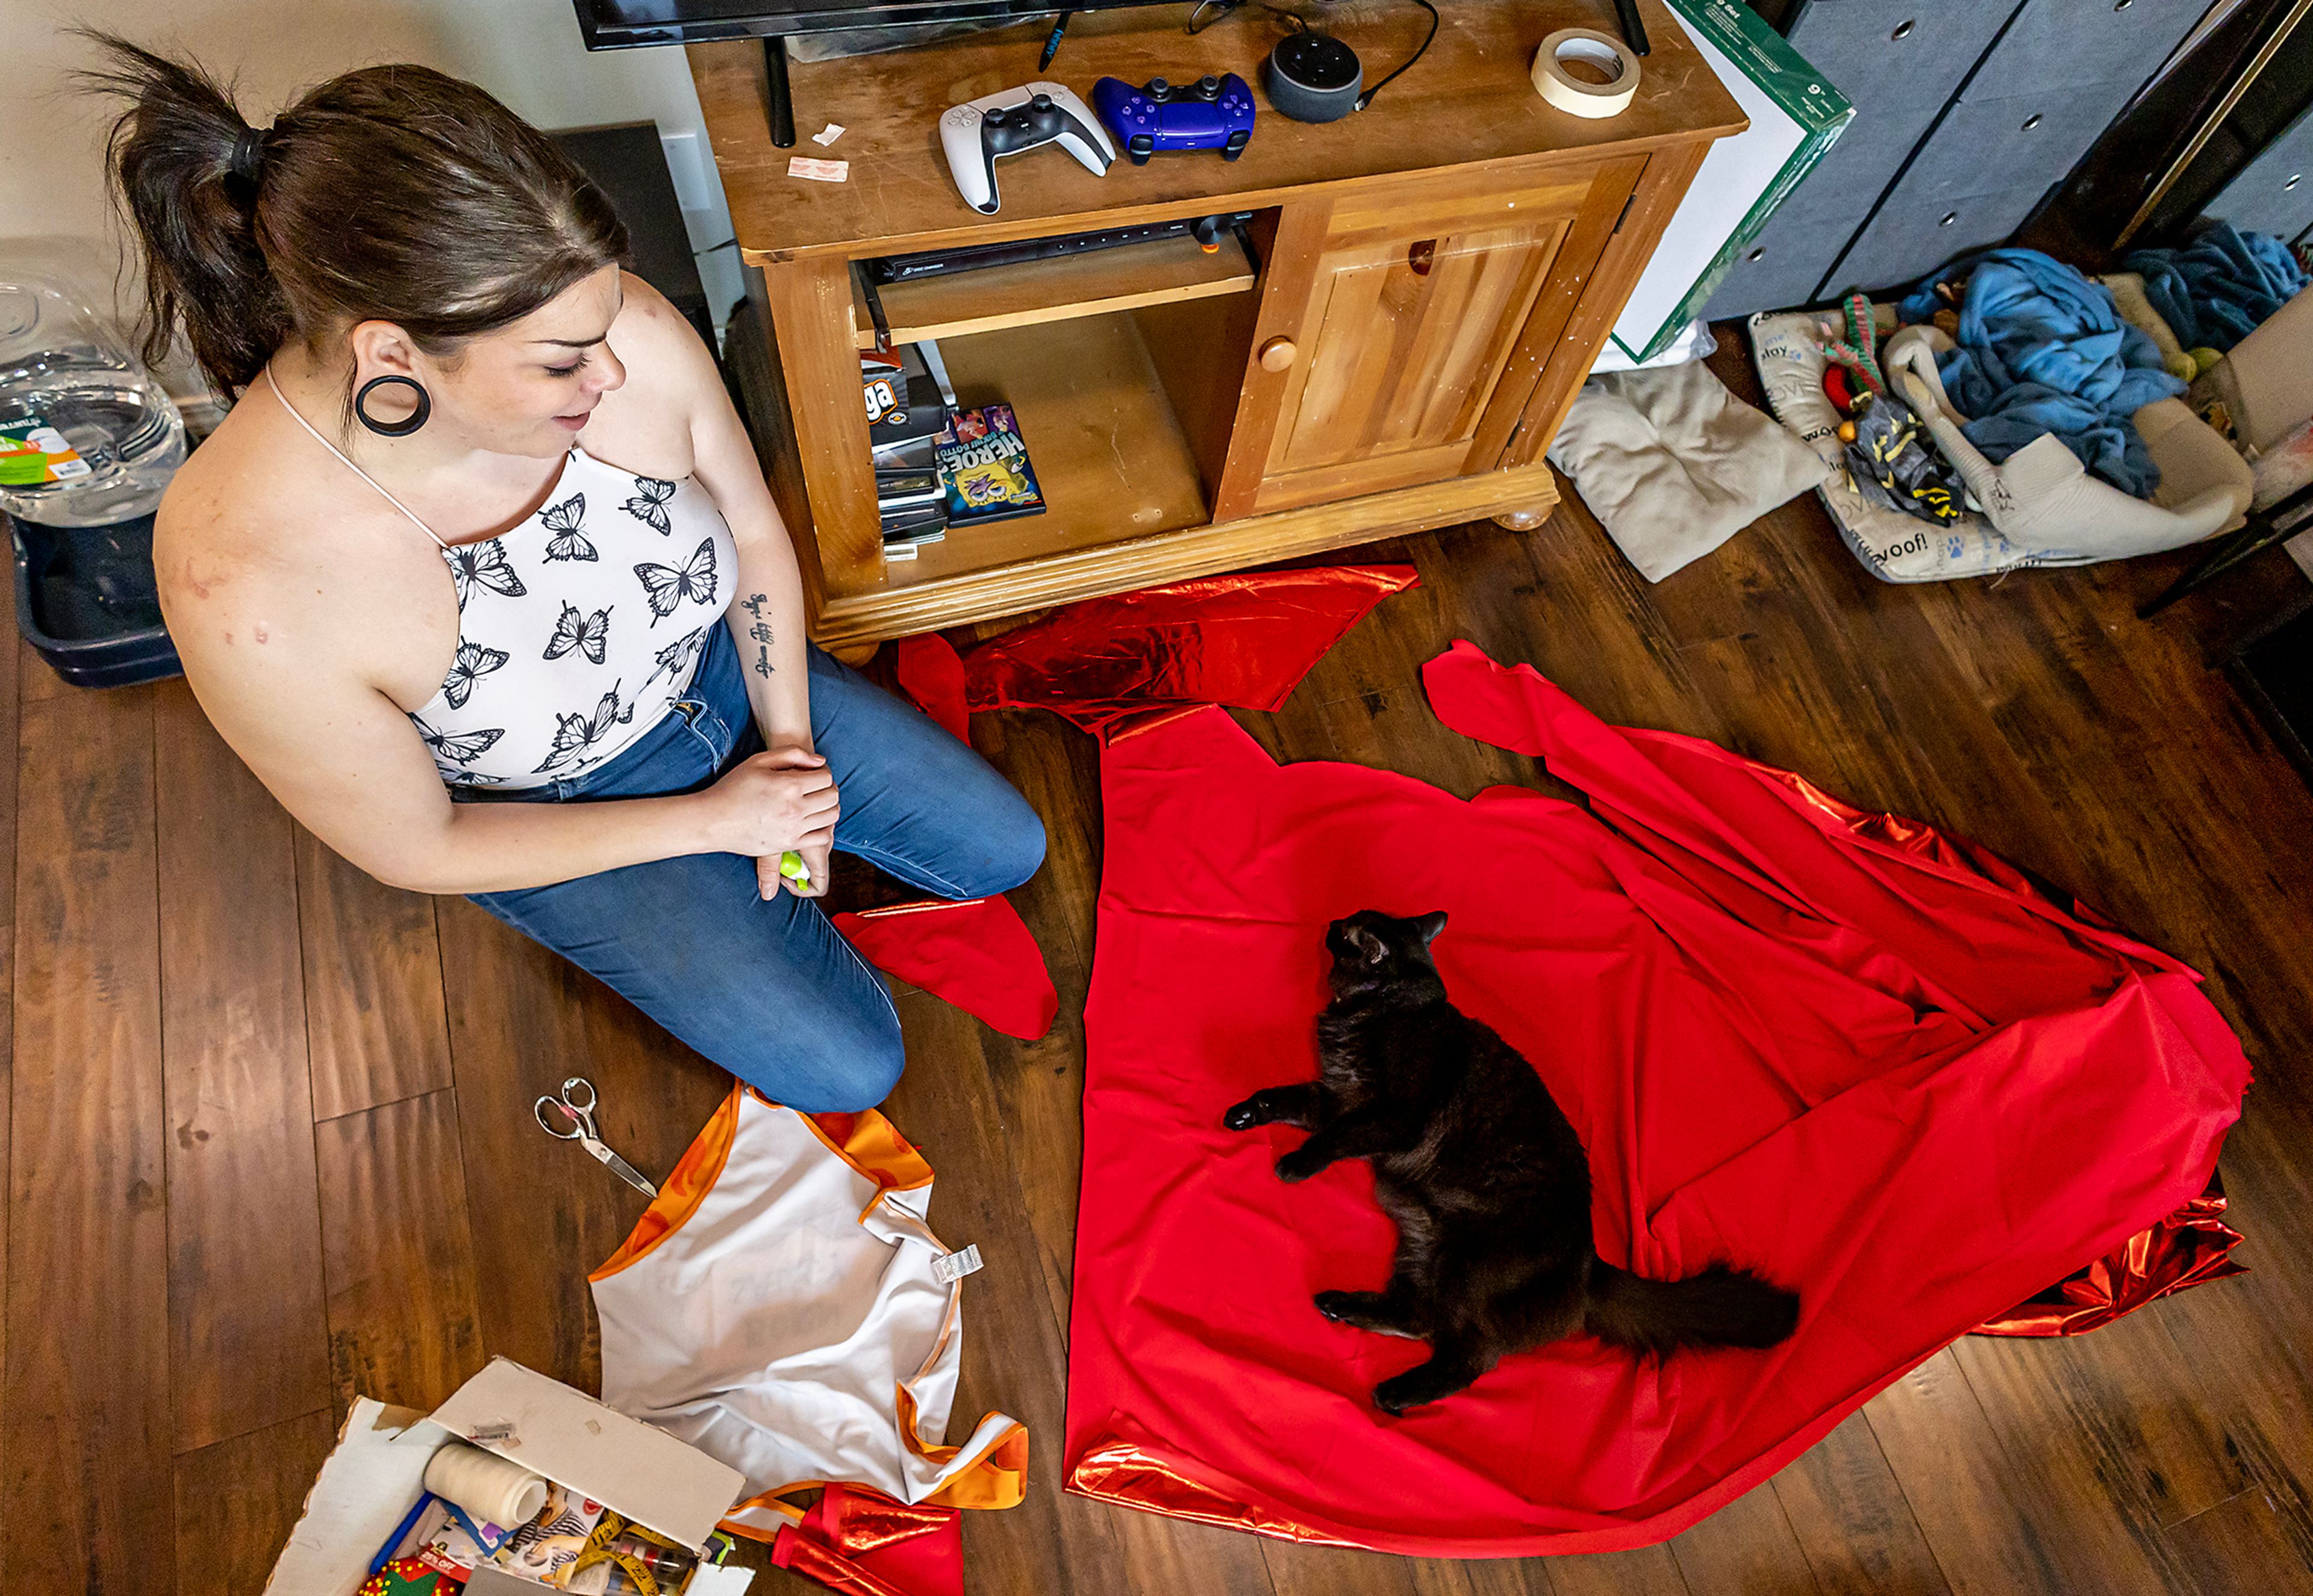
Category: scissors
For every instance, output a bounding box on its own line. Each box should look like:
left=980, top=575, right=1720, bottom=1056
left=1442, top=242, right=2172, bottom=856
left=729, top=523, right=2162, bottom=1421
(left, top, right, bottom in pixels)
left=534, top=1077, right=658, bottom=1197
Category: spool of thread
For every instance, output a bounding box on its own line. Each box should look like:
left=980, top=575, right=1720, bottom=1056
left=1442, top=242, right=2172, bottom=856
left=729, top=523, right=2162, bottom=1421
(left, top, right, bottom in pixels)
left=423, top=1440, right=549, bottom=1532
left=1531, top=27, right=1641, bottom=119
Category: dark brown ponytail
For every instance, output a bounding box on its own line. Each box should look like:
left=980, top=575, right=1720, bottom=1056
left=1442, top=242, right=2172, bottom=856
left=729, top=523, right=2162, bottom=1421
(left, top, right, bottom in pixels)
left=79, top=33, right=629, bottom=399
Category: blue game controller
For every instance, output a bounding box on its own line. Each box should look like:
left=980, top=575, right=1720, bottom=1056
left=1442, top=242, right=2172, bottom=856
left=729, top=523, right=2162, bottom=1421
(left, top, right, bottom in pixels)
left=1090, top=74, right=1256, bottom=164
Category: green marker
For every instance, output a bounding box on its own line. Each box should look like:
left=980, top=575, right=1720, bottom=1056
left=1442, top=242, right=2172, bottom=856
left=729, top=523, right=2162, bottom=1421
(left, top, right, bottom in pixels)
left=778, top=850, right=812, bottom=889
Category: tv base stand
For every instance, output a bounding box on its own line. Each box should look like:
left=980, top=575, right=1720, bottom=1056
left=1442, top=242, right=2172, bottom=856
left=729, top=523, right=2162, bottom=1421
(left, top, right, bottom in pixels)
left=760, top=36, right=794, bottom=149
left=689, top=0, right=1742, bottom=647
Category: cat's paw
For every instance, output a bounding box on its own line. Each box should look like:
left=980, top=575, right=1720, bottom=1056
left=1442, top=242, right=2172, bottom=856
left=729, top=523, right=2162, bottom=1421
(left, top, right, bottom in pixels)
left=1370, top=1373, right=1435, bottom=1416
left=1222, top=1096, right=1266, bottom=1130
left=1275, top=1147, right=1324, bottom=1183
left=1314, top=1290, right=1358, bottom=1322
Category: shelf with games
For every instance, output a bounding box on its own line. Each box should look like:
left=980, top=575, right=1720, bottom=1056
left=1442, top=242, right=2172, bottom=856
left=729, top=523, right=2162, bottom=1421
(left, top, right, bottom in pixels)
left=881, top=308, right=1213, bottom=586
left=693, top=0, right=1749, bottom=650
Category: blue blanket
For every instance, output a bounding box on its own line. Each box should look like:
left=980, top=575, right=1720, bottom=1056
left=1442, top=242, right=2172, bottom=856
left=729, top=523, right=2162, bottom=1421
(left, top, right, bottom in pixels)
left=2124, top=222, right=2306, bottom=353
left=1900, top=249, right=2183, bottom=496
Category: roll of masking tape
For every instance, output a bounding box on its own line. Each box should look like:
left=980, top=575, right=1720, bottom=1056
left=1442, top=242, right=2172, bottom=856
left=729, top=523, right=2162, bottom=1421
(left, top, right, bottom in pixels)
left=424, top=1439, right=550, bottom=1531
left=1532, top=27, right=1641, bottom=119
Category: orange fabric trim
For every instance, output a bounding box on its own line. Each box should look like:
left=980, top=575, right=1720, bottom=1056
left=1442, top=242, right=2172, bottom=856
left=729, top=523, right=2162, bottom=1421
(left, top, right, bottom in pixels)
left=894, top=1385, right=1029, bottom=1510
left=843, top=896, right=991, bottom=921
left=717, top=1484, right=814, bottom=1541
left=802, top=1106, right=935, bottom=1195
left=924, top=1425, right=1029, bottom=1510
left=588, top=1083, right=742, bottom=1282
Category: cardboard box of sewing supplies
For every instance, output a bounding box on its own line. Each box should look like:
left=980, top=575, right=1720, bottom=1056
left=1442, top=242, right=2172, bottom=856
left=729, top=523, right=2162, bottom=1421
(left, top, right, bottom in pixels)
left=264, top=1357, right=754, bottom=1596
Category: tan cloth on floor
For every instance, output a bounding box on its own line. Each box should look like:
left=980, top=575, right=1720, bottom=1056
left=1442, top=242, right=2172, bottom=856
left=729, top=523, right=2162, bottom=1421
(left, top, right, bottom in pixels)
left=1546, top=361, right=1831, bottom=582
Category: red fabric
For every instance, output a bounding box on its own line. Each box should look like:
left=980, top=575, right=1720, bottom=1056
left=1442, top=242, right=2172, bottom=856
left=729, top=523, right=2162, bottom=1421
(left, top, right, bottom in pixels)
left=842, top=634, right=1051, bottom=1041
left=770, top=1486, right=964, bottom=1596
left=895, top=635, right=971, bottom=743
left=1742, top=767, right=2252, bottom=1334
left=960, top=567, right=1420, bottom=740
left=1061, top=640, right=2250, bottom=1556
left=833, top=898, right=1058, bottom=1040
left=1973, top=1174, right=2246, bottom=1336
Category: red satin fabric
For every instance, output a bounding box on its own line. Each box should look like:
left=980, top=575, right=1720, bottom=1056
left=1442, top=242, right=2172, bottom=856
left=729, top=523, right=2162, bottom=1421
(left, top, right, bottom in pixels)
left=832, top=898, right=1058, bottom=1041
left=959, top=566, right=1420, bottom=740
left=770, top=1485, right=964, bottom=1596
left=1061, top=641, right=2249, bottom=1556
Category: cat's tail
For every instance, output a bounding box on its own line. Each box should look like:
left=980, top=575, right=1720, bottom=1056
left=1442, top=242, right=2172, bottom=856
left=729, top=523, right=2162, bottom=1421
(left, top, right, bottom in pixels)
left=1584, top=1261, right=1799, bottom=1359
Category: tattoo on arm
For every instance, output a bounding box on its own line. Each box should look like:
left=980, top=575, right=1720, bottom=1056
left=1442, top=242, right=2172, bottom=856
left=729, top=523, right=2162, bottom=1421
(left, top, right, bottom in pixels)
left=741, top=592, right=774, bottom=676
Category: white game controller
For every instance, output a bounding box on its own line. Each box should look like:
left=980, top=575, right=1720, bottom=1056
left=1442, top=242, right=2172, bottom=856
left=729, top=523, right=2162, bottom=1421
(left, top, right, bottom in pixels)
left=938, top=81, right=1116, bottom=215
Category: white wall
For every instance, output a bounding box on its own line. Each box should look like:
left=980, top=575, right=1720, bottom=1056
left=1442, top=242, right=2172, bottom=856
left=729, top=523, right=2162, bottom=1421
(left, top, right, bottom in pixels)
left=5, top=0, right=741, bottom=389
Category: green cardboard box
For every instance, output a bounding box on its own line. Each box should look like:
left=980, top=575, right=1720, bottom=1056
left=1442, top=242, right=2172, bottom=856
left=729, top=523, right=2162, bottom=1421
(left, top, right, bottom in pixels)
left=1603, top=0, right=1853, bottom=366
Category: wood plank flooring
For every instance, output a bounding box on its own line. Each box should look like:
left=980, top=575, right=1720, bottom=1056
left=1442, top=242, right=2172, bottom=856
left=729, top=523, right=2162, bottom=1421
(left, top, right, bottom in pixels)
left=5, top=339, right=2313, bottom=1592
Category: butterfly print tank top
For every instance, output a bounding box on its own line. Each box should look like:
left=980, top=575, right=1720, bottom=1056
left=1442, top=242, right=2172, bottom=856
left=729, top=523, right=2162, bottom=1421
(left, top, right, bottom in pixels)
left=407, top=446, right=739, bottom=789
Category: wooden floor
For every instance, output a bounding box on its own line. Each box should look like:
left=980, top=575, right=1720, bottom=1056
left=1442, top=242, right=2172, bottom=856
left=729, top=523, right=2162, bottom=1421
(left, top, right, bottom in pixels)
left=7, top=347, right=2313, bottom=1596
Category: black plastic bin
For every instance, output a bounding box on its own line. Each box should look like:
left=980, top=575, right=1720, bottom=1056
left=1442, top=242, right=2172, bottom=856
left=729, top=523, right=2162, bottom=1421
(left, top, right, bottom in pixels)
left=10, top=510, right=183, bottom=688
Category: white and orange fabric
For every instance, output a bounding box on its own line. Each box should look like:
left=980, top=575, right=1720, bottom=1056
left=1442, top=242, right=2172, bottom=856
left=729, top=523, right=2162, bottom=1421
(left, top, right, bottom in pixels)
left=590, top=1085, right=1027, bottom=1540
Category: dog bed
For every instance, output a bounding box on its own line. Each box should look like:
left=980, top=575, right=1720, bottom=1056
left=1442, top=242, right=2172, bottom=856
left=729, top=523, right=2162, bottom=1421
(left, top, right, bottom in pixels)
left=1060, top=642, right=2249, bottom=1555
left=1749, top=310, right=2032, bottom=582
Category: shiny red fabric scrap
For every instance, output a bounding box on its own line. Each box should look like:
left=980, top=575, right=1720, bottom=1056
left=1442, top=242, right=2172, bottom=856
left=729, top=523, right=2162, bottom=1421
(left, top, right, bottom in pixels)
left=770, top=1485, right=964, bottom=1596
left=958, top=566, right=1420, bottom=740
left=1062, top=642, right=2250, bottom=1556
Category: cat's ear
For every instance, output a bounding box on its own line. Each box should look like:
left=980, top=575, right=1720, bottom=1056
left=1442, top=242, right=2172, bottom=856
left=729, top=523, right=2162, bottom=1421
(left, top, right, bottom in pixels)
left=1414, top=910, right=1449, bottom=945
left=1346, top=926, right=1388, bottom=964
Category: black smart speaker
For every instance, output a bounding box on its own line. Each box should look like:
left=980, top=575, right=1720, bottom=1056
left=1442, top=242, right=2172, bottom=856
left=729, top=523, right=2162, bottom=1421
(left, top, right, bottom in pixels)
left=1264, top=33, right=1363, bottom=123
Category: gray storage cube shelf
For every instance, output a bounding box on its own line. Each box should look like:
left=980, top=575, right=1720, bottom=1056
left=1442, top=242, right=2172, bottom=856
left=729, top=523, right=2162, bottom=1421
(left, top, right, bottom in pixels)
left=1707, top=0, right=2217, bottom=318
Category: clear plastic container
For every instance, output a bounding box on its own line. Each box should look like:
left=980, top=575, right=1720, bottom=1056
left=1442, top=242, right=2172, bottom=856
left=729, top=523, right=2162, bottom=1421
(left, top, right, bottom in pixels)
left=0, top=276, right=187, bottom=528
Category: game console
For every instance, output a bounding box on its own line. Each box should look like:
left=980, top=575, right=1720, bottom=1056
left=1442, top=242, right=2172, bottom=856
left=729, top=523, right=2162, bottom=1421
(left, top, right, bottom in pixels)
left=1090, top=73, right=1256, bottom=163
left=866, top=213, right=1255, bottom=284
left=938, top=81, right=1116, bottom=214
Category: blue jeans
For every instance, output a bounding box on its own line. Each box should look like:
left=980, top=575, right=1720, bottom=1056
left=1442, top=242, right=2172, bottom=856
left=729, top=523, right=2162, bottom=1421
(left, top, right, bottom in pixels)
left=465, top=623, right=1046, bottom=1111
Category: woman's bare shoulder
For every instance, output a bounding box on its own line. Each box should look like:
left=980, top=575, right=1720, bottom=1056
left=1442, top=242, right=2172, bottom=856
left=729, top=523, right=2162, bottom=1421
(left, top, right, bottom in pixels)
left=610, top=274, right=724, bottom=408
left=612, top=270, right=708, bottom=356
left=156, top=401, right=426, bottom=684
left=584, top=273, right=723, bottom=472
left=159, top=405, right=339, bottom=600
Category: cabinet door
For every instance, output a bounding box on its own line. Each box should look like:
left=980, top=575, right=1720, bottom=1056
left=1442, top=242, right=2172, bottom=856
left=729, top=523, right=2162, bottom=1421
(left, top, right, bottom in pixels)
left=1225, top=162, right=1640, bottom=517
left=1268, top=225, right=1561, bottom=473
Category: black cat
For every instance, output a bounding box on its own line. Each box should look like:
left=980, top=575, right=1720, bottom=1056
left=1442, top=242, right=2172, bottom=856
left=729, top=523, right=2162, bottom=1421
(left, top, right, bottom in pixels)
left=1224, top=909, right=1799, bottom=1414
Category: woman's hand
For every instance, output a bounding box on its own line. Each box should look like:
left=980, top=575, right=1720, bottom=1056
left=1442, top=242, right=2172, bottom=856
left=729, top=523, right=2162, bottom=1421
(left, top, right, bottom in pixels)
left=782, top=832, right=835, bottom=903
left=699, top=746, right=838, bottom=897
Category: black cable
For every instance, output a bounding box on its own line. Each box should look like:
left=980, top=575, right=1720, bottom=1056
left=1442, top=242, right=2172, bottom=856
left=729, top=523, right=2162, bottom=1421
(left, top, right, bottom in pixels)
left=1356, top=0, right=1438, bottom=111
left=1187, top=0, right=1232, bottom=34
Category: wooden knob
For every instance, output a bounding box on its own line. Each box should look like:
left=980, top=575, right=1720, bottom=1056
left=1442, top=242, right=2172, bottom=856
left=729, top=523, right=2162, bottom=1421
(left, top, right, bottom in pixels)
left=1259, top=336, right=1298, bottom=372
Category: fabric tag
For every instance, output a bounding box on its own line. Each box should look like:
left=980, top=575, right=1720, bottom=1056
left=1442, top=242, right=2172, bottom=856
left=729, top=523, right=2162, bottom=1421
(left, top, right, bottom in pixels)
left=687, top=1568, right=756, bottom=1594
left=788, top=157, right=849, bottom=182
left=931, top=1244, right=982, bottom=1285
left=812, top=123, right=846, bottom=146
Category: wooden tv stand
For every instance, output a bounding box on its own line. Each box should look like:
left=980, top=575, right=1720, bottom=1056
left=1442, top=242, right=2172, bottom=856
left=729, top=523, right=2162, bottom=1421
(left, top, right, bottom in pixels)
left=688, top=0, right=1743, bottom=649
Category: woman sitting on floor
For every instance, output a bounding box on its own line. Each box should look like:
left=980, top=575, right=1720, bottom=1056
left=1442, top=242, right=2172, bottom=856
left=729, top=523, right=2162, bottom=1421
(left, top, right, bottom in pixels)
left=84, top=37, right=1045, bottom=1110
